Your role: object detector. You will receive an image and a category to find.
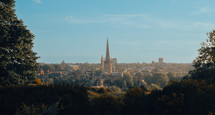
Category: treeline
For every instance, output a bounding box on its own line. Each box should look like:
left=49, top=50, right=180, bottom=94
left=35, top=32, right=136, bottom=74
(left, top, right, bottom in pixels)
left=122, top=79, right=215, bottom=115
left=1, top=78, right=215, bottom=115
left=0, top=85, right=89, bottom=115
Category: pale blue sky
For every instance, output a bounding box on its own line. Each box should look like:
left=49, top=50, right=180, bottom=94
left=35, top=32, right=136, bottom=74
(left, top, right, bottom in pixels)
left=15, top=0, right=215, bottom=63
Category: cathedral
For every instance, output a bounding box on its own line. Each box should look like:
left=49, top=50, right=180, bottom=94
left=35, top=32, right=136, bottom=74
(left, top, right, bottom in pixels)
left=101, top=39, right=113, bottom=73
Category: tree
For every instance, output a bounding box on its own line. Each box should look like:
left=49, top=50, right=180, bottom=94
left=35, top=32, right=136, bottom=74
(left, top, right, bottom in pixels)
left=91, top=94, right=123, bottom=115
left=167, top=72, right=177, bottom=78
left=123, top=73, right=134, bottom=88
left=123, top=87, right=146, bottom=115
left=0, top=0, right=38, bottom=86
left=190, top=30, right=215, bottom=80
left=103, top=79, right=112, bottom=86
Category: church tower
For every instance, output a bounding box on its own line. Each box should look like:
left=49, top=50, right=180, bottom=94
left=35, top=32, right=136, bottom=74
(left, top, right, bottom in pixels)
left=106, top=39, right=110, bottom=62
left=103, top=39, right=113, bottom=73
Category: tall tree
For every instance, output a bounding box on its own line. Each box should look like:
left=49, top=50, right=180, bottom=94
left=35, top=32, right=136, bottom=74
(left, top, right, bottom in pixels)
left=0, top=0, right=38, bottom=86
left=190, top=30, right=215, bottom=79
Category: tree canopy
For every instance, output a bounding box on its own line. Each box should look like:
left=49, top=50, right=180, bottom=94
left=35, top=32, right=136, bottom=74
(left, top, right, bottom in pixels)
left=0, top=0, right=38, bottom=86
left=189, top=30, right=215, bottom=81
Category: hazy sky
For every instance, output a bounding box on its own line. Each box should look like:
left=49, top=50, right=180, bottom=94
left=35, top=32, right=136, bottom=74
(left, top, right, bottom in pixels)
left=15, top=0, right=215, bottom=63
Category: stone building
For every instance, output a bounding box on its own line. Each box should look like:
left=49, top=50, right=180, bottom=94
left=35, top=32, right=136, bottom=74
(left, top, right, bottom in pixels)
left=159, top=58, right=163, bottom=63
left=101, top=56, right=104, bottom=69
left=112, top=58, right=117, bottom=72
left=101, top=39, right=113, bottom=73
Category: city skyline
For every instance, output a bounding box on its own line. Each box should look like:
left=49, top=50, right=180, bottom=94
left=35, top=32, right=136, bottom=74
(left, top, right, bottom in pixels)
left=15, top=0, right=215, bottom=63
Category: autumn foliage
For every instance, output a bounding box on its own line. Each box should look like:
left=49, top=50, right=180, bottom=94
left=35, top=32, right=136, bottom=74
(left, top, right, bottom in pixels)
left=35, top=79, right=43, bottom=85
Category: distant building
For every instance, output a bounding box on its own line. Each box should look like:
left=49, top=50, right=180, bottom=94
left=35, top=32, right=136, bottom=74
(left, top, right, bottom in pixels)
left=101, top=55, right=104, bottom=69
left=152, top=61, right=155, bottom=64
left=112, top=58, right=117, bottom=66
left=111, top=72, right=124, bottom=77
left=72, top=66, right=79, bottom=70
left=69, top=65, right=80, bottom=71
left=100, top=39, right=118, bottom=73
left=38, top=63, right=45, bottom=66
left=61, top=60, right=66, bottom=70
left=112, top=58, right=117, bottom=72
left=159, top=58, right=163, bottom=63
left=104, top=39, right=113, bottom=73
left=101, top=39, right=113, bottom=73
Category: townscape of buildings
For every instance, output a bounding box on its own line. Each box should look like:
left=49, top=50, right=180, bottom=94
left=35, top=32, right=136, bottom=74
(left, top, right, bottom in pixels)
left=37, top=39, right=193, bottom=90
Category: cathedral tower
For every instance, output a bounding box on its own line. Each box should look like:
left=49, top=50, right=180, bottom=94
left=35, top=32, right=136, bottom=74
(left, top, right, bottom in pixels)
left=106, top=39, right=110, bottom=62
left=102, top=39, right=113, bottom=73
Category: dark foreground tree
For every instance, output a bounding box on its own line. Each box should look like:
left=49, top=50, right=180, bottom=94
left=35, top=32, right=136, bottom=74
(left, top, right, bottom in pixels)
left=189, top=30, right=215, bottom=81
left=0, top=0, right=38, bottom=86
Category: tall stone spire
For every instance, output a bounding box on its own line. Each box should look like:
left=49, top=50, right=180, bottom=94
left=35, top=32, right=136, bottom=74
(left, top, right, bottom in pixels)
left=102, top=38, right=113, bottom=73
left=106, top=38, right=110, bottom=62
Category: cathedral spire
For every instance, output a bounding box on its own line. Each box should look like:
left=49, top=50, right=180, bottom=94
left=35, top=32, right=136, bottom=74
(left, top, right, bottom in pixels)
left=106, top=38, right=110, bottom=62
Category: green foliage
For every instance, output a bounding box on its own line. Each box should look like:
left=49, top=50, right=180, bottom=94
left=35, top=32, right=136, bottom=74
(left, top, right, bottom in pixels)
left=144, top=72, right=169, bottom=88
left=39, top=64, right=64, bottom=72
left=190, top=30, right=215, bottom=81
left=90, top=94, right=123, bottom=115
left=124, top=87, right=145, bottom=99
left=0, top=0, right=38, bottom=86
left=121, top=79, right=215, bottom=115
left=108, top=86, right=122, bottom=93
left=153, top=73, right=169, bottom=87
left=147, top=83, right=162, bottom=90
left=0, top=85, right=90, bottom=115
left=97, top=87, right=108, bottom=94
left=16, top=101, right=62, bottom=115
left=123, top=87, right=148, bottom=115
left=104, top=79, right=112, bottom=86
left=168, top=72, right=183, bottom=82
left=1, top=81, right=215, bottom=115
left=122, top=73, right=134, bottom=88
left=95, top=70, right=102, bottom=76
